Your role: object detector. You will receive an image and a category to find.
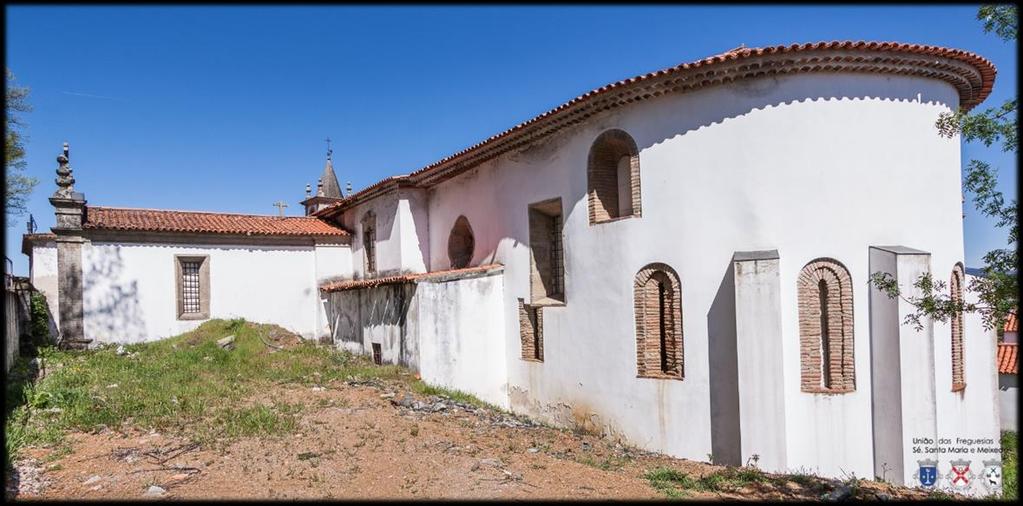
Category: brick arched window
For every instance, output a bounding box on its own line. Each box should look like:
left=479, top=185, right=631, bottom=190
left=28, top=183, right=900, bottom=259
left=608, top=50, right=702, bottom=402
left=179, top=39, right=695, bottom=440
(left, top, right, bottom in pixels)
left=588, top=129, right=641, bottom=224
left=798, top=258, right=855, bottom=393
left=950, top=263, right=966, bottom=392
left=634, top=263, right=682, bottom=379
left=447, top=215, right=475, bottom=269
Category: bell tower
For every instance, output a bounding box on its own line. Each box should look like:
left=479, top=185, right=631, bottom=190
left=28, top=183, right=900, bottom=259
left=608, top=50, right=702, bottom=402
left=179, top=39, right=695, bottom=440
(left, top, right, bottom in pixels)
left=301, top=138, right=345, bottom=215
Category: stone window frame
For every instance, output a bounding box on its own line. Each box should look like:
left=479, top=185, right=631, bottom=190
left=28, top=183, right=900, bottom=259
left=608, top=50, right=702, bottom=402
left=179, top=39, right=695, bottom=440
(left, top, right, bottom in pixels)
left=447, top=215, right=475, bottom=269
left=798, top=258, right=855, bottom=394
left=361, top=211, right=377, bottom=275
left=587, top=129, right=642, bottom=225
left=175, top=255, right=210, bottom=321
left=950, top=262, right=966, bottom=392
left=527, top=198, right=566, bottom=306
left=634, top=263, right=683, bottom=380
left=518, top=298, right=544, bottom=362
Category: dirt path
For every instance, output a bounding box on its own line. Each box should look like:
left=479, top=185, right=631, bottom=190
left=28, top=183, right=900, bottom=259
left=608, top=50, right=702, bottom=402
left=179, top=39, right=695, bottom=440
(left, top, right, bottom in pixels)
left=8, top=379, right=928, bottom=500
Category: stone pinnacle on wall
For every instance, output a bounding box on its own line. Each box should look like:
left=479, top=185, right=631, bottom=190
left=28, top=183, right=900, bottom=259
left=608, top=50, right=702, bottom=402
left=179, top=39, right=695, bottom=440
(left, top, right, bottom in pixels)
left=53, top=142, right=76, bottom=198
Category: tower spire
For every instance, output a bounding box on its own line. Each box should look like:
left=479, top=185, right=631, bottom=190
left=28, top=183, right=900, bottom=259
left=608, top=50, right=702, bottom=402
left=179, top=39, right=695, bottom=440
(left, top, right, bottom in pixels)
left=317, top=137, right=342, bottom=198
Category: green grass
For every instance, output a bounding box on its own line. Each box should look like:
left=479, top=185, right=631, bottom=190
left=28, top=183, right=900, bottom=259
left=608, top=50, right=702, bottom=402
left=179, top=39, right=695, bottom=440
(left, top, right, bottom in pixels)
left=645, top=465, right=770, bottom=498
left=578, top=455, right=630, bottom=472
left=409, top=382, right=496, bottom=410
left=645, top=467, right=700, bottom=498
left=1003, top=431, right=1017, bottom=501
left=3, top=319, right=400, bottom=468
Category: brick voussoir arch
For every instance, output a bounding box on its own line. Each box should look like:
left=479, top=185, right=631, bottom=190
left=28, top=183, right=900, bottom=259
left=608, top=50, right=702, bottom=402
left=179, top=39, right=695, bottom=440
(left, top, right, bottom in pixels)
left=950, top=262, right=966, bottom=392
left=798, top=257, right=855, bottom=393
left=587, top=129, right=642, bottom=224
left=634, top=262, right=683, bottom=380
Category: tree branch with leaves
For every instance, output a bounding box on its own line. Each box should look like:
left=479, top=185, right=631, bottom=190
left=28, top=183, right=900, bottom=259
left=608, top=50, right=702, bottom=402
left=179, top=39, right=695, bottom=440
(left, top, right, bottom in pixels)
left=6, top=68, right=38, bottom=223
left=870, top=4, right=1018, bottom=332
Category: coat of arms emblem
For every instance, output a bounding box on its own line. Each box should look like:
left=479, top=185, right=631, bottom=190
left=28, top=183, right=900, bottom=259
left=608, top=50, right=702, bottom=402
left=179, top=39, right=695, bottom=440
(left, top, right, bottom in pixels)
left=946, top=458, right=975, bottom=492
left=913, top=458, right=939, bottom=488
left=980, top=459, right=1002, bottom=495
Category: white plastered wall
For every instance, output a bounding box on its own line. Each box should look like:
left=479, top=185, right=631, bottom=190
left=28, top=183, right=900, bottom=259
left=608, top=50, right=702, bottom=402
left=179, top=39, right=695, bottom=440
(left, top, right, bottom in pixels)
left=933, top=273, right=1002, bottom=493
left=419, top=72, right=979, bottom=479
left=81, top=241, right=322, bottom=343
left=398, top=188, right=431, bottom=274
left=314, top=242, right=353, bottom=339
left=29, top=242, right=60, bottom=327
left=415, top=273, right=508, bottom=408
left=345, top=192, right=404, bottom=278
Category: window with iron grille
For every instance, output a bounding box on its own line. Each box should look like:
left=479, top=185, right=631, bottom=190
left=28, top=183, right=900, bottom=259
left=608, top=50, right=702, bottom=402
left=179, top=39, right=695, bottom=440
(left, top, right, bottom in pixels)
left=362, top=212, right=377, bottom=275
left=364, top=225, right=376, bottom=273
left=550, top=214, right=564, bottom=296
left=528, top=198, right=564, bottom=305
left=181, top=260, right=201, bottom=313
left=176, top=255, right=209, bottom=320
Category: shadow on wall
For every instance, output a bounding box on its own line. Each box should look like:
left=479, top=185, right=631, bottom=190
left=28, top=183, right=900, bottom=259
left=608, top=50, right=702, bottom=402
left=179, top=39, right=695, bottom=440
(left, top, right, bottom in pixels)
left=707, top=259, right=740, bottom=466
left=82, top=247, right=147, bottom=343
left=456, top=76, right=958, bottom=275
left=324, top=283, right=416, bottom=366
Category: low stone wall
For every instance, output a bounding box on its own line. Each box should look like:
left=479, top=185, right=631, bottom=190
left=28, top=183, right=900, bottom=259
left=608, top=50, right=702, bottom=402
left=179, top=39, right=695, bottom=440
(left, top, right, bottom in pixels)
left=323, top=283, right=417, bottom=367
left=323, top=267, right=508, bottom=407
left=414, top=271, right=508, bottom=408
left=5, top=286, right=19, bottom=374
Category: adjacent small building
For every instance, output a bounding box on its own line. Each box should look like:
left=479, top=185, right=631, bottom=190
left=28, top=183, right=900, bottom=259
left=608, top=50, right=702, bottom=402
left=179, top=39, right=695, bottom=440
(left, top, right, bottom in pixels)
left=1003, top=311, right=1018, bottom=343
left=23, top=144, right=351, bottom=345
left=998, top=313, right=1018, bottom=431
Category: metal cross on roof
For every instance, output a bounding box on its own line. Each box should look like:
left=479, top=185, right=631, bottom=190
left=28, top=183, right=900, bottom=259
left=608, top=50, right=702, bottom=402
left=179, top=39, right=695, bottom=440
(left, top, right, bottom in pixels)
left=273, top=200, right=289, bottom=216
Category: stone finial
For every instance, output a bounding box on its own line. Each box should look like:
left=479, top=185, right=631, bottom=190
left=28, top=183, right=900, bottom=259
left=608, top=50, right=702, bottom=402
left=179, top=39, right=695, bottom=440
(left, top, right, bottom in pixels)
left=316, top=178, right=324, bottom=197
left=346, top=181, right=352, bottom=196
left=305, top=183, right=312, bottom=197
left=53, top=142, right=76, bottom=198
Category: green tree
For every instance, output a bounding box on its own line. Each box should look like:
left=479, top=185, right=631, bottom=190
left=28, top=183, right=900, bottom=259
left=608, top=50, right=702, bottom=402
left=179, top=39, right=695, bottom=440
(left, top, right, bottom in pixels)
left=870, top=4, right=1018, bottom=331
left=6, top=68, right=37, bottom=223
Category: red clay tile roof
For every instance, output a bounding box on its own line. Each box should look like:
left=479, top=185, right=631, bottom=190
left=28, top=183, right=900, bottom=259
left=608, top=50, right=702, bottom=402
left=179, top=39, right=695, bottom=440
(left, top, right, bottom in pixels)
left=997, top=343, right=1018, bottom=375
left=1005, top=311, right=1018, bottom=333
left=83, top=206, right=349, bottom=237
left=319, top=40, right=996, bottom=213
left=320, top=264, right=503, bottom=292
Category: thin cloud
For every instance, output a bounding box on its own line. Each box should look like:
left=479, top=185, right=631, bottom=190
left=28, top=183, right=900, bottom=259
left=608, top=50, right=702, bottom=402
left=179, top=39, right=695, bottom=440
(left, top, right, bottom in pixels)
left=61, top=91, right=123, bottom=101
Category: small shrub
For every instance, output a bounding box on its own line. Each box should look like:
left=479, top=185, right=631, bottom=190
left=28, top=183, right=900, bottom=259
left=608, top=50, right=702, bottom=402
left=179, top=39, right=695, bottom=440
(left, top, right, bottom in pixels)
left=1003, top=431, right=1017, bottom=500
left=645, top=467, right=699, bottom=498
left=29, top=292, right=53, bottom=348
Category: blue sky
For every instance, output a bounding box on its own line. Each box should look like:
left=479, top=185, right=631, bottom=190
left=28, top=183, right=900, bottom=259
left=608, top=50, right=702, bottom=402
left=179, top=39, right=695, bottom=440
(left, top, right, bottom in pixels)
left=5, top=5, right=1017, bottom=275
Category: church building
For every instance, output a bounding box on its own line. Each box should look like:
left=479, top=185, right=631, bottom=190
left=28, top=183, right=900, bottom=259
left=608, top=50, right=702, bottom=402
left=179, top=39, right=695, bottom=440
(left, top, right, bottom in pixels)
left=22, top=41, right=1003, bottom=492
